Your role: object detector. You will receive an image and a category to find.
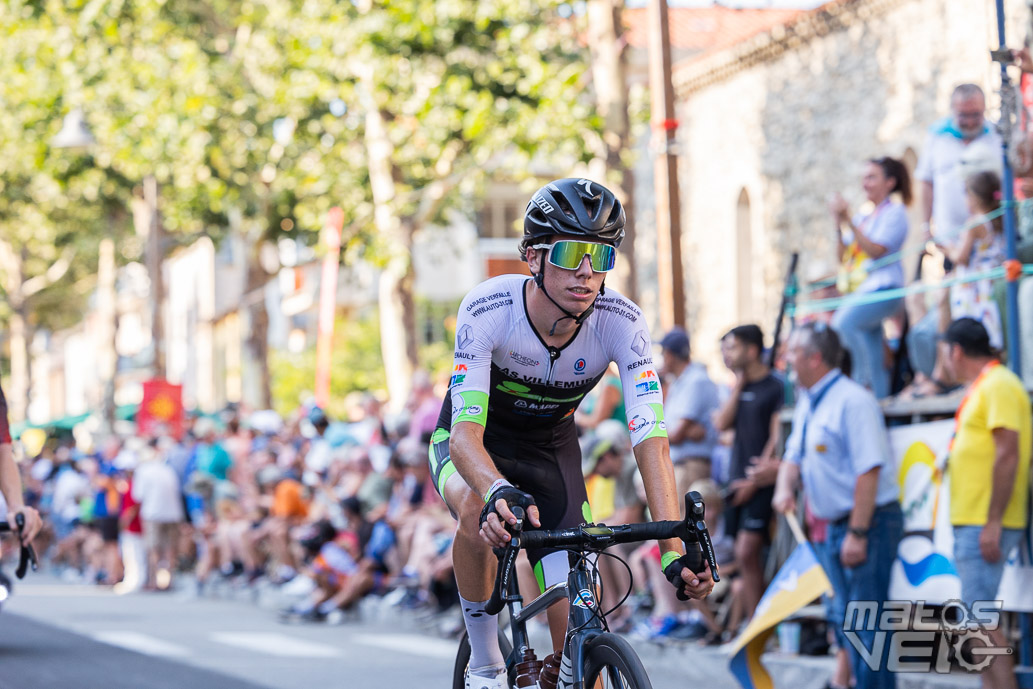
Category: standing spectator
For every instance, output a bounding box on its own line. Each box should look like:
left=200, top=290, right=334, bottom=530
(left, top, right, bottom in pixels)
left=115, top=449, right=145, bottom=594
left=133, top=440, right=185, bottom=590
left=829, top=157, right=912, bottom=398
left=714, top=324, right=783, bottom=622
left=942, top=318, right=1031, bottom=689
left=945, top=171, right=1006, bottom=348
left=659, top=327, right=720, bottom=497
left=773, top=323, right=902, bottom=689
left=906, top=84, right=1002, bottom=397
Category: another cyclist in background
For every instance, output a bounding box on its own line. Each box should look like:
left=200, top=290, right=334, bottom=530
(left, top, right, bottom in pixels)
left=428, top=179, right=713, bottom=689
left=0, top=382, right=42, bottom=544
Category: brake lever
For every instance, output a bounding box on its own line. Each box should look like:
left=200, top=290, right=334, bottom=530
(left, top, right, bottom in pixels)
left=685, top=491, right=720, bottom=583
left=14, top=513, right=38, bottom=580
left=485, top=505, right=525, bottom=615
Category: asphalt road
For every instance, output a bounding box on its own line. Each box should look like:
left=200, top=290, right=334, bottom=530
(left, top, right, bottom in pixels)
left=0, top=574, right=977, bottom=689
left=0, top=576, right=454, bottom=689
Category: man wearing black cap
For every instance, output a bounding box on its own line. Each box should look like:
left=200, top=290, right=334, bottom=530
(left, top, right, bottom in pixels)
left=942, top=317, right=1031, bottom=689
left=659, top=327, right=719, bottom=499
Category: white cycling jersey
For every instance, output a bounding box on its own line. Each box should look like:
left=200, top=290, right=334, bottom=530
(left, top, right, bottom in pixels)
left=439, top=274, right=667, bottom=446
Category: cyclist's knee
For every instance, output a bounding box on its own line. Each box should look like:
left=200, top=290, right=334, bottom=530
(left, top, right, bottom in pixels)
left=445, top=482, right=483, bottom=541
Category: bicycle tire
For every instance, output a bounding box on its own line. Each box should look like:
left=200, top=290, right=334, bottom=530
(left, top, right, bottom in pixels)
left=582, top=632, right=652, bottom=689
left=452, top=628, right=515, bottom=689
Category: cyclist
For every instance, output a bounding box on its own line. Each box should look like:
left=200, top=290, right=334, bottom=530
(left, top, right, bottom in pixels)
left=0, top=382, right=42, bottom=546
left=428, top=179, right=714, bottom=689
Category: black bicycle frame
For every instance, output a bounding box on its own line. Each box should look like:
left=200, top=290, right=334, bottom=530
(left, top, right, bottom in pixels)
left=499, top=554, right=604, bottom=689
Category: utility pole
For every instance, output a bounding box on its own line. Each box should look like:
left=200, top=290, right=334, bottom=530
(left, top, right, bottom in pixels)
left=648, top=0, right=686, bottom=329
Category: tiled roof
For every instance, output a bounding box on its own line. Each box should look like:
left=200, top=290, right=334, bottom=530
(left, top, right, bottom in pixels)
left=623, top=6, right=805, bottom=57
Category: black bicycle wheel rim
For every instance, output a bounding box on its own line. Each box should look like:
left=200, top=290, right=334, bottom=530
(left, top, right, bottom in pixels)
left=452, top=629, right=515, bottom=689
left=583, top=633, right=652, bottom=689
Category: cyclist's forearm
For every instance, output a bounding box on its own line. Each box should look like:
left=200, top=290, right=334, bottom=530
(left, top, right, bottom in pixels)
left=633, top=438, right=684, bottom=556
left=449, top=424, right=503, bottom=500
left=0, top=444, right=25, bottom=511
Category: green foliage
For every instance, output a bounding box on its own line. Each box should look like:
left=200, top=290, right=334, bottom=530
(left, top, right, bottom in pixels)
left=269, top=311, right=386, bottom=420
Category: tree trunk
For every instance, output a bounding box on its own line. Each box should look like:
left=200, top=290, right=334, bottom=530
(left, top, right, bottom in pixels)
left=587, top=0, right=637, bottom=301
left=0, top=240, right=29, bottom=423
left=360, top=75, right=419, bottom=409
left=134, top=175, right=166, bottom=378
left=8, top=301, right=29, bottom=424
left=245, top=241, right=273, bottom=410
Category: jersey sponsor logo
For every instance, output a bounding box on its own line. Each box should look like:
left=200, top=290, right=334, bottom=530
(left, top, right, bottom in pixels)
left=449, top=374, right=466, bottom=388
left=634, top=370, right=657, bottom=382
left=634, top=381, right=659, bottom=396
left=470, top=298, right=513, bottom=317
left=496, top=380, right=584, bottom=404
left=509, top=350, right=540, bottom=367
left=465, top=405, right=483, bottom=416
left=626, top=358, right=652, bottom=371
left=631, top=330, right=650, bottom=357
left=573, top=358, right=586, bottom=374
left=532, top=193, right=554, bottom=214
left=465, top=291, right=512, bottom=313
left=453, top=364, right=468, bottom=372
left=628, top=414, right=666, bottom=434
left=595, top=302, right=637, bottom=322
left=457, top=324, right=474, bottom=350
left=495, top=368, right=597, bottom=390
left=514, top=399, right=560, bottom=411
left=454, top=351, right=476, bottom=360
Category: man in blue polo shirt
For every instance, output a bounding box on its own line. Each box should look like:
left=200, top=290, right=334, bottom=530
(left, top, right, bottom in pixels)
left=773, top=322, right=903, bottom=689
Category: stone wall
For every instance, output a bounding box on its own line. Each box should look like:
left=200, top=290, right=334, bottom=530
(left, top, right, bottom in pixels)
left=655, top=0, right=1024, bottom=369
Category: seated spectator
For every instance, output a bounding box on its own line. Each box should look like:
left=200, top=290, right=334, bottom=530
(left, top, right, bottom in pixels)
left=828, top=157, right=911, bottom=398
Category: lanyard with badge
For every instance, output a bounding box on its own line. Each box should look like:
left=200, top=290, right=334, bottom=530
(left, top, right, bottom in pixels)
left=798, top=372, right=842, bottom=457
left=948, top=360, right=1000, bottom=453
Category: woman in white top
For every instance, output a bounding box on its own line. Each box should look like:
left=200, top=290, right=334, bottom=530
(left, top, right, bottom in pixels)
left=829, top=157, right=912, bottom=399
left=946, top=170, right=1006, bottom=349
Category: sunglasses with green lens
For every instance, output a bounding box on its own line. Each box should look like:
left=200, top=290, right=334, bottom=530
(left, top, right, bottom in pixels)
left=531, top=241, right=617, bottom=273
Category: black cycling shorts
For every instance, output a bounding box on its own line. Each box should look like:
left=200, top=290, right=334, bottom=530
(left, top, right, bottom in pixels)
left=429, top=420, right=590, bottom=574
left=724, top=484, right=775, bottom=540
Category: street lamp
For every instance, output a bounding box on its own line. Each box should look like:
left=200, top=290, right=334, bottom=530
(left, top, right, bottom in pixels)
left=51, top=109, right=97, bottom=150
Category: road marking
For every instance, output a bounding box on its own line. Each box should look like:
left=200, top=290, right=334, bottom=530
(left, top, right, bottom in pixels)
left=354, top=633, right=456, bottom=660
left=92, top=631, right=190, bottom=657
left=211, top=632, right=342, bottom=658
left=19, top=585, right=115, bottom=597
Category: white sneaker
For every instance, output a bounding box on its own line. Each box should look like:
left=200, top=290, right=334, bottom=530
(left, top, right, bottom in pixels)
left=464, top=666, right=508, bottom=689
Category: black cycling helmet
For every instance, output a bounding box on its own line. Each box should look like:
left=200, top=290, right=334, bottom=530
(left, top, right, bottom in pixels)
left=520, top=178, right=625, bottom=259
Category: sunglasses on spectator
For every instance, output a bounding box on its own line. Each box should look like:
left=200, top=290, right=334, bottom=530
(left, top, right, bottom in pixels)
left=531, top=241, right=616, bottom=273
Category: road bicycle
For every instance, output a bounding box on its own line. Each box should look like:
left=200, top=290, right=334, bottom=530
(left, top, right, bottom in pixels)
left=452, top=491, right=720, bottom=689
left=0, top=514, right=39, bottom=609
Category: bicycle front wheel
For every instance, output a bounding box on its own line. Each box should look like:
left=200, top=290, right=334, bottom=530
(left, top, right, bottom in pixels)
left=582, top=633, right=652, bottom=689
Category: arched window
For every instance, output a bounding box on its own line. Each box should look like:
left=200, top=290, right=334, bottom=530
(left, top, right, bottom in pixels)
left=736, top=188, right=753, bottom=321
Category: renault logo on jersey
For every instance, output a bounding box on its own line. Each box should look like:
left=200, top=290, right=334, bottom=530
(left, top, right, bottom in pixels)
left=634, top=370, right=656, bottom=382
left=631, top=331, right=649, bottom=357
left=457, top=324, right=474, bottom=350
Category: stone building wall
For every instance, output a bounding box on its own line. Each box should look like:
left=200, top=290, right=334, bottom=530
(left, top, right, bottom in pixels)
left=664, top=0, right=1022, bottom=368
